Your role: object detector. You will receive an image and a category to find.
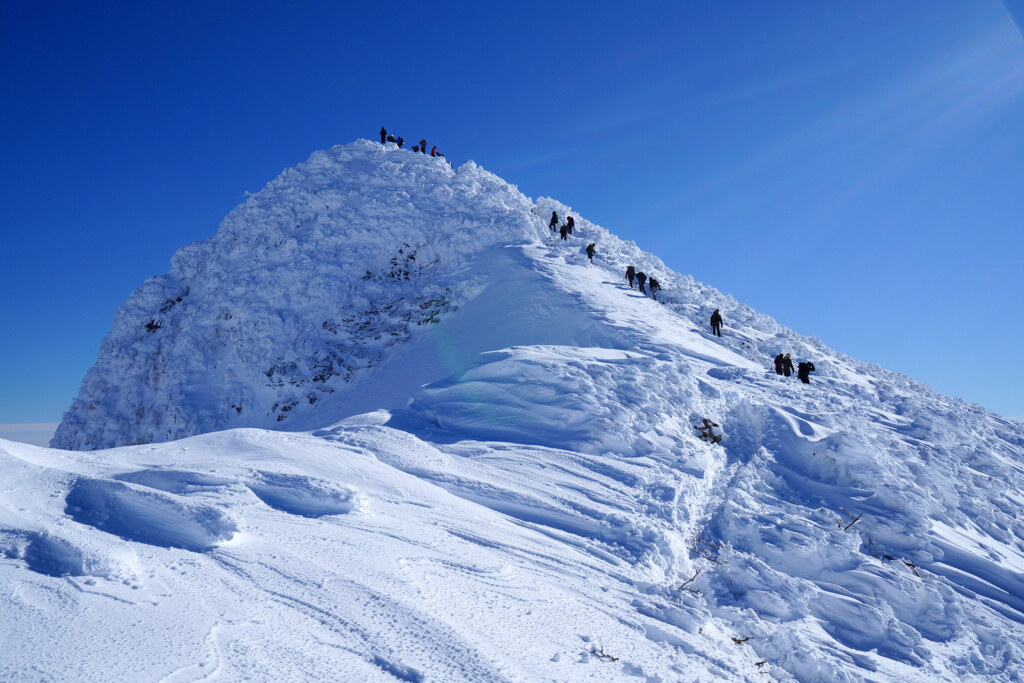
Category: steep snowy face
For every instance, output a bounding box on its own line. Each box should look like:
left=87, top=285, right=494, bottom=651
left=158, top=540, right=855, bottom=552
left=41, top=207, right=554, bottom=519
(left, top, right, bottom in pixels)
left=53, top=141, right=550, bottom=450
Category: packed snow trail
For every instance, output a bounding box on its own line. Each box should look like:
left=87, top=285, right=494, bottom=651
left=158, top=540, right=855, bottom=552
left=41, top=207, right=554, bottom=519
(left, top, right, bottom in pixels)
left=4, top=139, right=1019, bottom=681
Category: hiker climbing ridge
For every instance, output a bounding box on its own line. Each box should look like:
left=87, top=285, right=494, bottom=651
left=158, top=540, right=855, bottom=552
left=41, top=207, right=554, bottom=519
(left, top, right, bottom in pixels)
left=798, top=361, right=816, bottom=384
left=710, top=309, right=722, bottom=337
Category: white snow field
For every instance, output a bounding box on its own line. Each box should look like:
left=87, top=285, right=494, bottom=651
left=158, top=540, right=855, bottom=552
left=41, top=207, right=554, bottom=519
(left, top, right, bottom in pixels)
left=3, top=140, right=1022, bottom=681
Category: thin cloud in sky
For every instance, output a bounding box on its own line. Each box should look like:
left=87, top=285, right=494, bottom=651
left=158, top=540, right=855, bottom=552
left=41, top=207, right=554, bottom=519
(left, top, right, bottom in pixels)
left=1002, top=0, right=1024, bottom=42
left=682, top=12, right=1024, bottom=211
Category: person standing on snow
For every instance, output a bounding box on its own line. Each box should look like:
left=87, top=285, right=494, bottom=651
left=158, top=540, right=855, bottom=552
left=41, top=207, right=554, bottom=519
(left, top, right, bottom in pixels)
left=380, top=127, right=387, bottom=144
left=710, top=309, right=723, bottom=336
left=625, top=266, right=636, bottom=288
left=636, top=271, right=648, bottom=294
left=430, top=145, right=437, bottom=156
left=586, top=243, right=596, bottom=262
left=566, top=216, right=575, bottom=235
left=774, top=354, right=784, bottom=375
left=797, top=361, right=816, bottom=384
left=648, top=277, right=661, bottom=300
left=782, top=353, right=794, bottom=377
left=549, top=211, right=559, bottom=231
left=397, top=137, right=404, bottom=148
left=559, top=224, right=569, bottom=240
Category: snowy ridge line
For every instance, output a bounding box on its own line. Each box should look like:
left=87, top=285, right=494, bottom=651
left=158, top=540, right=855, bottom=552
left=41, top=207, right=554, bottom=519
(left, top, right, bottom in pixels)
left=53, top=138, right=983, bottom=453
left=530, top=194, right=966, bottom=415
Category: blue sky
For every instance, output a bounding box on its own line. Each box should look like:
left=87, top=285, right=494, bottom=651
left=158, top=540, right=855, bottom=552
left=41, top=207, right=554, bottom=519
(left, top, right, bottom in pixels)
left=2, top=0, right=1023, bottom=435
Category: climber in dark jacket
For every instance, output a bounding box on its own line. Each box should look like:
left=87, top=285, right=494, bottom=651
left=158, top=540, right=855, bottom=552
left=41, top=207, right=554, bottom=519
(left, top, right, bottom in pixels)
left=625, top=266, right=636, bottom=288
left=636, top=271, right=647, bottom=294
left=397, top=137, right=404, bottom=148
left=710, top=309, right=723, bottom=336
left=420, top=139, right=427, bottom=153
left=380, top=127, right=387, bottom=143
left=649, top=277, right=660, bottom=300
left=559, top=224, right=569, bottom=240
left=782, top=353, right=794, bottom=377
left=566, top=216, right=575, bottom=234
left=549, top=211, right=559, bottom=231
left=586, top=243, right=596, bottom=261
left=797, top=361, right=816, bottom=384
left=774, top=354, right=784, bottom=375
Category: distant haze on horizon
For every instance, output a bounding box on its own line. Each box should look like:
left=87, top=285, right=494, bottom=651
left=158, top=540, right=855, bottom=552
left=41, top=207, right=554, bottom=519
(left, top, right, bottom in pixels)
left=0, top=424, right=59, bottom=448
left=2, top=0, right=1022, bottom=433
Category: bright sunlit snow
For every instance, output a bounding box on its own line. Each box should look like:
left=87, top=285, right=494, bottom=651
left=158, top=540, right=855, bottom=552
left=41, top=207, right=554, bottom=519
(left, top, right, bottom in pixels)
left=3, top=140, right=1022, bottom=681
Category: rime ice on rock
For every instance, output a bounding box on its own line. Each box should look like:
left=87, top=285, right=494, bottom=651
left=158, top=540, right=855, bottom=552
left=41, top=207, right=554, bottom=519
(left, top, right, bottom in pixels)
left=54, top=140, right=548, bottom=450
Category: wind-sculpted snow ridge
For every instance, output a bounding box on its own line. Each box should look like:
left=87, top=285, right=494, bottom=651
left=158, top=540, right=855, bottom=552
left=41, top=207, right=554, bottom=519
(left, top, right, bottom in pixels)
left=28, top=139, right=1024, bottom=680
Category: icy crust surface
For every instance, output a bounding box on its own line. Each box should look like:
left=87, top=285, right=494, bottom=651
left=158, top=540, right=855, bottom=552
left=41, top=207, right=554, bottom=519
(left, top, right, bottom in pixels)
left=30, top=140, right=1024, bottom=680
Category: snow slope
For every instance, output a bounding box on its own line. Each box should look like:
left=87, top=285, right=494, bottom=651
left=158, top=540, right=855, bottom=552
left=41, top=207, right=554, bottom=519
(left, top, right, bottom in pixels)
left=5, top=140, right=1022, bottom=680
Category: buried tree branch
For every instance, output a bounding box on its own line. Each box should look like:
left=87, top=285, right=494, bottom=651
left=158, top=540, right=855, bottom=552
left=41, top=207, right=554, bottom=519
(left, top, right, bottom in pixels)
left=843, top=513, right=863, bottom=531
left=688, top=535, right=724, bottom=563
left=690, top=543, right=719, bottom=564
left=879, top=554, right=922, bottom=578
left=902, top=560, right=922, bottom=577
left=678, top=569, right=702, bottom=595
left=590, top=645, right=619, bottom=662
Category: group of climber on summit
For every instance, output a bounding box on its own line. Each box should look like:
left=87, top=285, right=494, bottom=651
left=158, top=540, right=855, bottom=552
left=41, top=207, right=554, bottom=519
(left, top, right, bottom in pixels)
left=380, top=126, right=444, bottom=159
left=624, top=266, right=661, bottom=301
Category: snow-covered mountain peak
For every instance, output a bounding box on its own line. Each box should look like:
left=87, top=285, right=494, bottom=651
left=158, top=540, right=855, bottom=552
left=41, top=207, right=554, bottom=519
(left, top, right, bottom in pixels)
left=26, top=139, right=1024, bottom=681
left=50, top=138, right=811, bottom=452
left=184, top=139, right=545, bottom=275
